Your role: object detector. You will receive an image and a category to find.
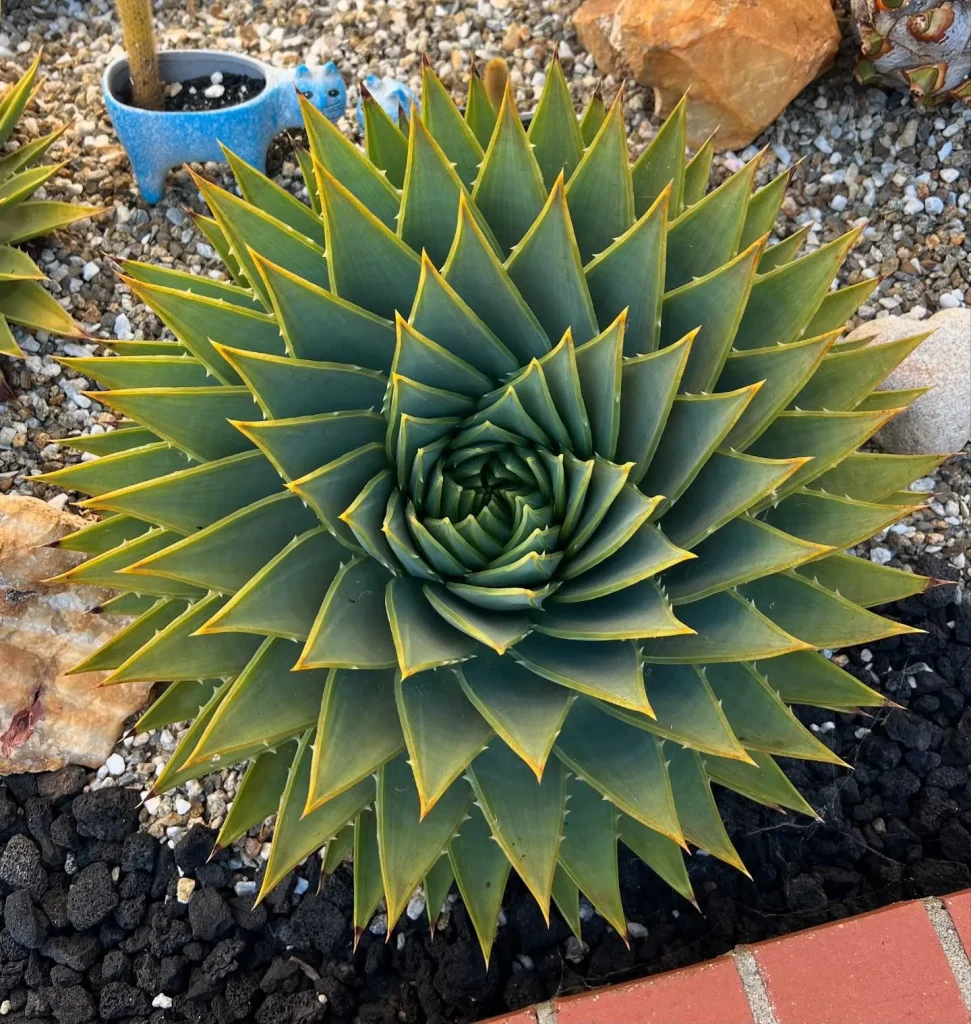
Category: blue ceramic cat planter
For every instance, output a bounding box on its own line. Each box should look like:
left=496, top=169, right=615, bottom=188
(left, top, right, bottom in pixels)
left=103, top=50, right=346, bottom=203
left=356, top=73, right=419, bottom=133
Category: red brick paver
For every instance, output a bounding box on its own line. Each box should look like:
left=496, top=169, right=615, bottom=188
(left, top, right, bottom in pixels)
left=753, top=899, right=968, bottom=1024
left=944, top=890, right=971, bottom=961
left=554, top=957, right=753, bottom=1024
left=482, top=892, right=971, bottom=1024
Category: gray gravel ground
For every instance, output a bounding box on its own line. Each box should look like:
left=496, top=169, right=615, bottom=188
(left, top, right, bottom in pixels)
left=0, top=0, right=968, bottom=837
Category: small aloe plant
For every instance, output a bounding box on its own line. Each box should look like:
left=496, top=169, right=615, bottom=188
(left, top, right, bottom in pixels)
left=45, top=58, right=942, bottom=960
left=0, top=54, right=102, bottom=359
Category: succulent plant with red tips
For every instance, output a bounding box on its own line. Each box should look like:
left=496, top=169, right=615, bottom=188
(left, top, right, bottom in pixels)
left=41, top=58, right=946, bottom=960
left=851, top=0, right=971, bottom=100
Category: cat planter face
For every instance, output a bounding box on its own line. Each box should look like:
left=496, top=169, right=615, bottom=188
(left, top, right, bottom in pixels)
left=293, top=61, right=347, bottom=123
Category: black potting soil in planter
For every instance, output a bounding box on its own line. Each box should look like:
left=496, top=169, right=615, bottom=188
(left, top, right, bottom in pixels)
left=0, top=582, right=968, bottom=1024
left=114, top=73, right=265, bottom=113
left=164, top=74, right=265, bottom=113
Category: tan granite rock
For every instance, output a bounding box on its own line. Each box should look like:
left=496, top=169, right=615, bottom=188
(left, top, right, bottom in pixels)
left=573, top=0, right=842, bottom=149
left=0, top=495, right=149, bottom=773
left=844, top=309, right=971, bottom=455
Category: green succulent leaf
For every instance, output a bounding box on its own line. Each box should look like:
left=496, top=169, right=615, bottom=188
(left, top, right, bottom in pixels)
left=396, top=667, right=493, bottom=816
left=259, top=730, right=374, bottom=901
left=353, top=809, right=384, bottom=944
left=377, top=755, right=471, bottom=930
left=216, top=745, right=295, bottom=850
left=470, top=742, right=566, bottom=919
left=449, top=804, right=511, bottom=963
left=560, top=776, right=627, bottom=938
left=308, top=667, right=403, bottom=811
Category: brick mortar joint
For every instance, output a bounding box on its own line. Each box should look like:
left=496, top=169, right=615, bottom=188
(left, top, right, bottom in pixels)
left=731, top=946, right=780, bottom=1024
left=923, top=895, right=971, bottom=1014
left=534, top=1000, right=557, bottom=1024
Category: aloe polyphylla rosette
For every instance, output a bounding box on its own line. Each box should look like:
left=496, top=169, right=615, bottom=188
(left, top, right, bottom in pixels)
left=0, top=54, right=103, bottom=358
left=46, top=59, right=945, bottom=957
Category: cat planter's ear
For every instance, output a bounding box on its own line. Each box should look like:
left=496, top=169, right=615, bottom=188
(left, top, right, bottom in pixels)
left=295, top=63, right=311, bottom=77
left=323, top=61, right=339, bottom=75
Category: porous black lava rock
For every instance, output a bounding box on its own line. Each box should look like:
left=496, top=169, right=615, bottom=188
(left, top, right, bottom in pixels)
left=46, top=981, right=96, bottom=1024
left=3, top=888, right=47, bottom=949
left=99, top=979, right=148, bottom=1019
left=67, top=862, right=118, bottom=930
left=36, top=767, right=87, bottom=804
left=174, top=825, right=218, bottom=873
left=0, top=587, right=967, bottom=1024
left=188, top=887, right=234, bottom=942
left=71, top=789, right=140, bottom=842
left=121, top=832, right=157, bottom=875
left=0, top=834, right=48, bottom=899
left=41, top=934, right=100, bottom=972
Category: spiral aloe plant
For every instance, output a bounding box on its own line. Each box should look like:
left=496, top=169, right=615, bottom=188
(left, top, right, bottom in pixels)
left=45, top=58, right=944, bottom=958
left=0, top=53, right=102, bottom=358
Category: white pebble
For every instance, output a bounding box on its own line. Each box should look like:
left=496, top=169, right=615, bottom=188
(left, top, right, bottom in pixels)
left=293, top=877, right=310, bottom=896
left=924, top=196, right=944, bottom=215
left=175, top=798, right=192, bottom=815
left=0, top=1000, right=10, bottom=1015
left=909, top=476, right=938, bottom=493
left=940, top=168, right=959, bottom=184
left=870, top=546, right=893, bottom=565
left=114, top=312, right=134, bottom=339
left=830, top=195, right=847, bottom=212
left=82, top=261, right=100, bottom=281
left=627, top=922, right=649, bottom=939
left=210, top=71, right=223, bottom=84
left=939, top=290, right=964, bottom=309
left=152, top=994, right=173, bottom=1009
left=406, top=892, right=426, bottom=921
left=47, top=493, right=69, bottom=511
left=854, top=727, right=872, bottom=740
left=105, top=753, right=126, bottom=776
left=143, top=796, right=161, bottom=815
left=902, top=197, right=924, bottom=216
left=63, top=341, right=94, bottom=358
left=369, top=913, right=388, bottom=936
left=814, top=135, right=833, bottom=154
left=204, top=83, right=225, bottom=100
left=234, top=879, right=257, bottom=896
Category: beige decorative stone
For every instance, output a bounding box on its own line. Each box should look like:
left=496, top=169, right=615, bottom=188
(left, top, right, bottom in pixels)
left=0, top=495, right=150, bottom=774
left=843, top=308, right=971, bottom=456
left=573, top=0, right=842, bottom=149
